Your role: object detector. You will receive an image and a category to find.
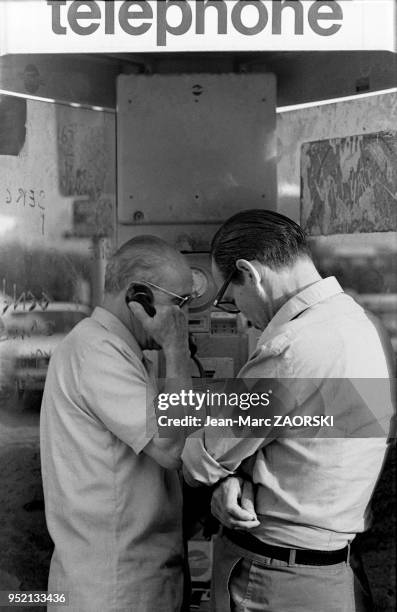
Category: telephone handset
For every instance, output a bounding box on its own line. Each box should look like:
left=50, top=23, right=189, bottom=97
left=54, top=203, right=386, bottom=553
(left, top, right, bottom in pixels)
left=125, top=283, right=203, bottom=375
left=125, top=283, right=156, bottom=317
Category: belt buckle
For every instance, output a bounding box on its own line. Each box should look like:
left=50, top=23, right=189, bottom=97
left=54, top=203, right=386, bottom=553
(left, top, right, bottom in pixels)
left=288, top=549, right=296, bottom=565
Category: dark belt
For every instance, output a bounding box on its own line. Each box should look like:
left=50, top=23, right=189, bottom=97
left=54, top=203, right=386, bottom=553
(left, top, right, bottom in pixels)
left=224, top=528, right=348, bottom=566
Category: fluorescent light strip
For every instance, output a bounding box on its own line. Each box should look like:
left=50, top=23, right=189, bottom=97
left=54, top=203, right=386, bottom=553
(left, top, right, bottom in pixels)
left=2, top=86, right=395, bottom=116
left=277, top=87, right=397, bottom=113
left=0, top=88, right=115, bottom=113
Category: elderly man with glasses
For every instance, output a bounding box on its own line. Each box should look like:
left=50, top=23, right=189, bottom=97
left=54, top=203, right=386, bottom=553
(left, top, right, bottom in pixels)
left=182, top=210, right=395, bottom=612
left=40, top=235, right=195, bottom=612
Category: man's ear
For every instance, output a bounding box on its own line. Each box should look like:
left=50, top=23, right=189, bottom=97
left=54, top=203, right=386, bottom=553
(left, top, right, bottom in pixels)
left=235, top=259, right=261, bottom=286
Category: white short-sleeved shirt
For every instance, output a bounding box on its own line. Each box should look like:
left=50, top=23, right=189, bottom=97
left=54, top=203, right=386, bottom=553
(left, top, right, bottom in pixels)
left=40, top=307, right=184, bottom=612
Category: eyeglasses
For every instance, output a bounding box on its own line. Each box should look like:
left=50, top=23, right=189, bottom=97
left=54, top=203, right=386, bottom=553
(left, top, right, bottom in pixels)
left=142, top=280, right=196, bottom=309
left=212, top=268, right=240, bottom=314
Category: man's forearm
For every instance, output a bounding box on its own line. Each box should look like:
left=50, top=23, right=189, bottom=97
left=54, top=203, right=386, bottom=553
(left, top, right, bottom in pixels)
left=163, top=345, right=191, bottom=389
left=149, top=345, right=192, bottom=463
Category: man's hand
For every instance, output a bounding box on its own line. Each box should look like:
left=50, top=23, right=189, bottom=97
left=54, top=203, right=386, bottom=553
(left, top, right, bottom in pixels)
left=128, top=301, right=189, bottom=354
left=211, top=476, right=260, bottom=530
left=131, top=300, right=192, bottom=468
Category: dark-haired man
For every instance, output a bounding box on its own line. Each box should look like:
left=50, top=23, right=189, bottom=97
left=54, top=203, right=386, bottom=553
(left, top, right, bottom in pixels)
left=182, top=210, right=395, bottom=612
left=41, top=236, right=193, bottom=611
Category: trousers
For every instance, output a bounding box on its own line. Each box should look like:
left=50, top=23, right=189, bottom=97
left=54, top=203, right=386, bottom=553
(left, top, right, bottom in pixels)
left=210, top=534, right=372, bottom=612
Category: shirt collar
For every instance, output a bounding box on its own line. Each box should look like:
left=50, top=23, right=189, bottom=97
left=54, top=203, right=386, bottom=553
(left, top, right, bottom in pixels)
left=260, top=277, right=344, bottom=340
left=91, top=307, right=143, bottom=361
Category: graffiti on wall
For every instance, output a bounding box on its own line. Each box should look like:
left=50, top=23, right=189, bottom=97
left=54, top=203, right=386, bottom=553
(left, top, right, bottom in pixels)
left=301, top=131, right=397, bottom=234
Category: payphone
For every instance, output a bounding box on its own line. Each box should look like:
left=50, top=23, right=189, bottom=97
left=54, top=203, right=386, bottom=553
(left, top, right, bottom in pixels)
left=185, top=252, right=248, bottom=378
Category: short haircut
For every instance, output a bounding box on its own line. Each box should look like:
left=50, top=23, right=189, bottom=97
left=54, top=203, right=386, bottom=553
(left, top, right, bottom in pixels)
left=211, top=209, right=311, bottom=282
left=104, top=235, right=178, bottom=294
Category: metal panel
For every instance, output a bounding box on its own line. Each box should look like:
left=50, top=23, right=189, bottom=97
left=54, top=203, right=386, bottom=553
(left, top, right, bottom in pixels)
left=117, top=73, right=276, bottom=225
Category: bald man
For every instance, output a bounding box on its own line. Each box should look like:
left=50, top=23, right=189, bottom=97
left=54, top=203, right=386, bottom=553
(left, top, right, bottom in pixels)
left=40, top=236, right=194, bottom=612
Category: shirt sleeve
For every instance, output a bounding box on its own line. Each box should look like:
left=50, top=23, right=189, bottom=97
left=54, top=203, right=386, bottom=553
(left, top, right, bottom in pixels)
left=79, top=338, right=157, bottom=454
left=182, top=435, right=266, bottom=486
left=182, top=342, right=291, bottom=486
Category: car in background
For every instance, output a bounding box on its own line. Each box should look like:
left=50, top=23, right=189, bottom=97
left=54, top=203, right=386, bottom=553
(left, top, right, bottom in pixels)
left=0, top=302, right=90, bottom=406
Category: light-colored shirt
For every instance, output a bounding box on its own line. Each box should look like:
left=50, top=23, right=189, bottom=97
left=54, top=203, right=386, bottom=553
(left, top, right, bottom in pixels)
left=40, top=307, right=184, bottom=612
left=182, top=277, right=395, bottom=550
